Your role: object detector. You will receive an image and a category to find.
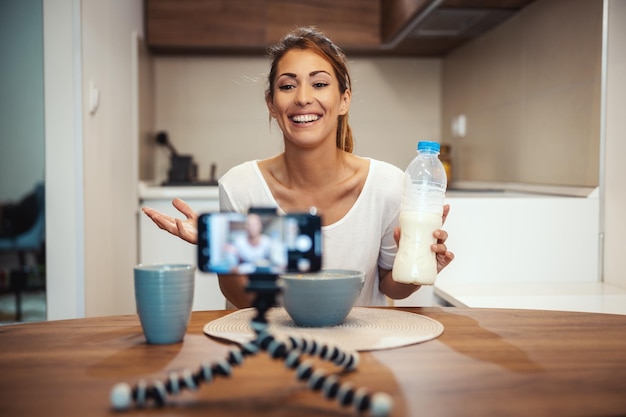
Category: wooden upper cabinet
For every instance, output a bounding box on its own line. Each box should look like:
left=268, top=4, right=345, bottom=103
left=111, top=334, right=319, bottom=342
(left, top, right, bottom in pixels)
left=145, top=0, right=267, bottom=51
left=381, top=0, right=432, bottom=43
left=145, top=0, right=536, bottom=56
left=266, top=0, right=380, bottom=49
left=145, top=0, right=380, bottom=54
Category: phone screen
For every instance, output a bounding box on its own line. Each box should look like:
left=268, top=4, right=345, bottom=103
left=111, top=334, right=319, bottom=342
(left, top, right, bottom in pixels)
left=197, top=211, right=322, bottom=275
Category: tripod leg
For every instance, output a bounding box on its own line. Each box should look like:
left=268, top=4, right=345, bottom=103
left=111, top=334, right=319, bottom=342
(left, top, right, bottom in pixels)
left=256, top=330, right=393, bottom=417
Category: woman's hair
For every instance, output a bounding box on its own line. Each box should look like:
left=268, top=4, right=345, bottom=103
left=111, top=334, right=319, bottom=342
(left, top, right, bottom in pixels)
left=266, top=26, right=354, bottom=153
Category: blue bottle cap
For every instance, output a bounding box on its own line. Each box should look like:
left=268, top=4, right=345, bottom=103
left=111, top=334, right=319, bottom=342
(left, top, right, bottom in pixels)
left=417, top=141, right=440, bottom=153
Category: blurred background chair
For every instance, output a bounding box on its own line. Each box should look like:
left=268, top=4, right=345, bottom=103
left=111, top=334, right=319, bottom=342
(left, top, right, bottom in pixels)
left=0, top=182, right=45, bottom=321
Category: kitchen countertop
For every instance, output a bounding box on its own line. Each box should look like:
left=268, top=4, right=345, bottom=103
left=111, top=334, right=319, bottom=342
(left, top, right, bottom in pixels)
left=138, top=181, right=219, bottom=200
left=139, top=180, right=598, bottom=201
left=449, top=180, right=598, bottom=198
left=434, top=281, right=626, bottom=315
left=446, top=190, right=553, bottom=199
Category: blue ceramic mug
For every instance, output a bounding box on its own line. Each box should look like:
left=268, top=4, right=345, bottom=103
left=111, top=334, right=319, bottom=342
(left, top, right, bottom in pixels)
left=134, top=264, right=195, bottom=344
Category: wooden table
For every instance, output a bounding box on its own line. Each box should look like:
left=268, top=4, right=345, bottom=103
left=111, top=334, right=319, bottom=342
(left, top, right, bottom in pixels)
left=1, top=307, right=625, bottom=416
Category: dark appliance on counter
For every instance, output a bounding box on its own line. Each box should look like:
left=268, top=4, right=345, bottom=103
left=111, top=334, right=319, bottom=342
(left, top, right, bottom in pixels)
left=156, top=131, right=218, bottom=186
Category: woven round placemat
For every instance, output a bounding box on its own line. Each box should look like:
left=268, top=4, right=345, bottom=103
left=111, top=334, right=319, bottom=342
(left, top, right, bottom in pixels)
left=203, top=307, right=444, bottom=351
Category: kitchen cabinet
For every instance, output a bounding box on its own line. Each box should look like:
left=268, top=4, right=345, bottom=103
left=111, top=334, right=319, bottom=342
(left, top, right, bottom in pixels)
left=382, top=0, right=536, bottom=56
left=145, top=0, right=379, bottom=53
left=138, top=184, right=602, bottom=312
left=144, top=0, right=535, bottom=56
left=396, top=189, right=601, bottom=309
left=138, top=183, right=226, bottom=310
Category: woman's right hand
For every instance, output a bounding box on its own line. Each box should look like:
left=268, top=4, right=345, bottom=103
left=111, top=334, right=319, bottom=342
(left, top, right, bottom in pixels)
left=142, top=198, right=198, bottom=244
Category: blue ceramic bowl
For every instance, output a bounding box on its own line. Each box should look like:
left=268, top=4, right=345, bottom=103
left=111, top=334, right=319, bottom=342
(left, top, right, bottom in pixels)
left=279, top=269, right=365, bottom=327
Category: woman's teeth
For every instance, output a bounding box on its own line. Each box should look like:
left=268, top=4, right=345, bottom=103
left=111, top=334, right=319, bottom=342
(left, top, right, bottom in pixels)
left=292, top=114, right=320, bottom=123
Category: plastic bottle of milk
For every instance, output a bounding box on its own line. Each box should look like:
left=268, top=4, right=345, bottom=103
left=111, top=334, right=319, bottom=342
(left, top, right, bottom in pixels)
left=392, top=141, right=447, bottom=285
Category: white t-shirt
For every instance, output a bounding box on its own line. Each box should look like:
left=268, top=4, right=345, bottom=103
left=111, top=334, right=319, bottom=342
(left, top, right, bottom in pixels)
left=218, top=158, right=404, bottom=306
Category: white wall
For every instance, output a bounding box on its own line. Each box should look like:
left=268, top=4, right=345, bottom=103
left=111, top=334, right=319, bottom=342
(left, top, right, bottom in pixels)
left=81, top=0, right=144, bottom=316
left=350, top=59, right=441, bottom=170
left=44, top=0, right=143, bottom=319
left=44, top=0, right=85, bottom=319
left=603, top=0, right=626, bottom=288
left=150, top=57, right=441, bottom=183
left=442, top=0, right=602, bottom=188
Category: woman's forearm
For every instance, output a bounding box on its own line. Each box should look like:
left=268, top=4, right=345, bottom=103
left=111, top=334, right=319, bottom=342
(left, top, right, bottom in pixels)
left=378, top=267, right=421, bottom=300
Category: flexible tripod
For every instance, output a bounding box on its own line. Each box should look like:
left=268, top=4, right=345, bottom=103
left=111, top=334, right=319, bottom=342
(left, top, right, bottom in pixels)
left=110, top=274, right=393, bottom=416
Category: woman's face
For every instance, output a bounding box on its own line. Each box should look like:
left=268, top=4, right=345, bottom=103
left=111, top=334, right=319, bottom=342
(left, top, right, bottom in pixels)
left=267, top=49, right=351, bottom=150
left=245, top=214, right=263, bottom=237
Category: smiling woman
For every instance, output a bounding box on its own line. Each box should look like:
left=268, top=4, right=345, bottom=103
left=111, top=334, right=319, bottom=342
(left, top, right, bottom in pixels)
left=260, top=31, right=354, bottom=177
left=142, top=26, right=454, bottom=310
left=265, top=27, right=353, bottom=153
left=266, top=49, right=351, bottom=157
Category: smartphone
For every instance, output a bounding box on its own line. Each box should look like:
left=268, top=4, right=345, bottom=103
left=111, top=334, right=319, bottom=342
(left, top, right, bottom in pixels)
left=197, top=209, right=322, bottom=275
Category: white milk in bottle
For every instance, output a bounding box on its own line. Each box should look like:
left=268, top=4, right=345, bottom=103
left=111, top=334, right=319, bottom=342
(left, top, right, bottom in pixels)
left=392, top=141, right=447, bottom=285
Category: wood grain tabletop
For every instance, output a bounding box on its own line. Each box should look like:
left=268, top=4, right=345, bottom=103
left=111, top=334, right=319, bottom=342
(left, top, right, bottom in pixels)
left=1, top=307, right=625, bottom=417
